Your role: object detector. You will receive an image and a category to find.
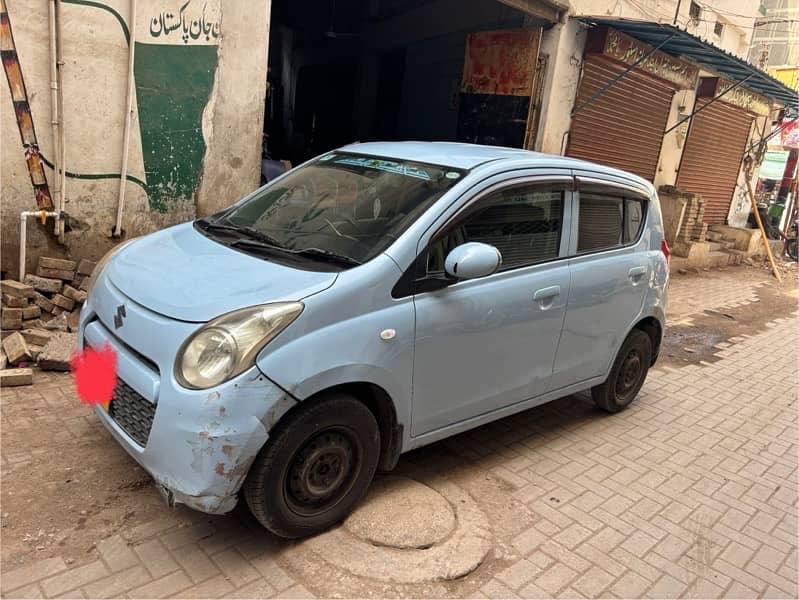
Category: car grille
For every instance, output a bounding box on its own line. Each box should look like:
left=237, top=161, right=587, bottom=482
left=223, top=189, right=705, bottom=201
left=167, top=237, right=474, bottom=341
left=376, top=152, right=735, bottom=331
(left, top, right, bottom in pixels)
left=108, top=379, right=156, bottom=447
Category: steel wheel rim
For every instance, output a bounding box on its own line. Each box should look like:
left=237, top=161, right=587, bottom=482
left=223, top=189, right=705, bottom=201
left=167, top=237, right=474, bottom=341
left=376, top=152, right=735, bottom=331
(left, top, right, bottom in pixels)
left=284, top=427, right=361, bottom=517
left=615, top=348, right=643, bottom=402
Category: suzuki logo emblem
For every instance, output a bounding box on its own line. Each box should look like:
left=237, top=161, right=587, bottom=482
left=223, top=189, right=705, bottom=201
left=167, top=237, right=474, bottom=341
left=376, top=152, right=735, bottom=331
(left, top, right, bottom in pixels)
left=113, top=305, right=126, bottom=329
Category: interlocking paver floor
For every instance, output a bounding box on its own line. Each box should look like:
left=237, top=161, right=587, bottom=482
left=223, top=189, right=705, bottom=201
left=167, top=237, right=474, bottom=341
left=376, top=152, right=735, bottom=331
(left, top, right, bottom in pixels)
left=2, top=268, right=797, bottom=598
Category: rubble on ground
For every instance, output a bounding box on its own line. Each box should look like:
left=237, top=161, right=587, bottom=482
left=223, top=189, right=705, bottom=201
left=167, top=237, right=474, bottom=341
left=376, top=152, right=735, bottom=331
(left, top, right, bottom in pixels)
left=0, top=256, right=93, bottom=385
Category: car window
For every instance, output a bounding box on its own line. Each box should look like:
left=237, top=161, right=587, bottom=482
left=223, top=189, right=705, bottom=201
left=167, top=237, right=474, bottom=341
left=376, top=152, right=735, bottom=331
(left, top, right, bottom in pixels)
left=577, top=191, right=646, bottom=253
left=427, top=186, right=565, bottom=274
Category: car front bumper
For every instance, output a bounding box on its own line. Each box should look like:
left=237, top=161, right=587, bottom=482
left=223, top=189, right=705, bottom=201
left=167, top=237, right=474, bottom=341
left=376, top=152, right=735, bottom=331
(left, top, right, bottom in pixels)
left=79, top=274, right=296, bottom=514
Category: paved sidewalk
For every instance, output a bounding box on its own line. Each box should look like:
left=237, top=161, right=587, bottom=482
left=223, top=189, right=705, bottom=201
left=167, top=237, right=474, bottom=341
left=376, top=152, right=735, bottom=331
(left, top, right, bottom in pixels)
left=2, top=271, right=797, bottom=598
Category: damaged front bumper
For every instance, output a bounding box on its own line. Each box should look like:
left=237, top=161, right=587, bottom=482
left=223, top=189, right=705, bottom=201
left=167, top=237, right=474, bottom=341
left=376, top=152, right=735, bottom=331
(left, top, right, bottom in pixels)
left=81, top=274, right=297, bottom=515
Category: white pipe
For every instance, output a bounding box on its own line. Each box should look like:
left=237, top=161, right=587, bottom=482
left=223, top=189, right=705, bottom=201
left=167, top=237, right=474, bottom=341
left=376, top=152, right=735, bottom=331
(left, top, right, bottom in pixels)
left=20, top=211, right=59, bottom=280
left=55, top=0, right=66, bottom=241
left=48, top=0, right=61, bottom=217
left=114, top=0, right=137, bottom=237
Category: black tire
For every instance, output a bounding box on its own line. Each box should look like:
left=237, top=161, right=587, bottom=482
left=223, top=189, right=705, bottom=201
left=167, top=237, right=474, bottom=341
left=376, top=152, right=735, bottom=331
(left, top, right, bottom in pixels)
left=592, top=329, right=652, bottom=413
left=787, top=239, right=798, bottom=261
left=243, top=393, right=380, bottom=539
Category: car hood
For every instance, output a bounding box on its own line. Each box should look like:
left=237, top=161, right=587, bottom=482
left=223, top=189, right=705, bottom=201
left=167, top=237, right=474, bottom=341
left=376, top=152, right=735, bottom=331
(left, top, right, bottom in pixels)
left=107, top=222, right=338, bottom=322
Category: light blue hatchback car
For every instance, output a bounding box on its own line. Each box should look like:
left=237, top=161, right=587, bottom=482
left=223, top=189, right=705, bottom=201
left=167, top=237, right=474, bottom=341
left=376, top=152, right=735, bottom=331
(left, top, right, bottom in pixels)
left=79, top=142, right=669, bottom=538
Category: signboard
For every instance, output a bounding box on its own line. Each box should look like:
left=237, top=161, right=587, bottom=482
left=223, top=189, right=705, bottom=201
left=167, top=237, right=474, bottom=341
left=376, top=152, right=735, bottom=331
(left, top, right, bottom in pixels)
left=781, top=119, right=799, bottom=150
left=760, top=150, right=789, bottom=179
left=461, top=28, right=541, bottom=96
left=697, top=77, right=771, bottom=117
left=586, top=27, right=698, bottom=89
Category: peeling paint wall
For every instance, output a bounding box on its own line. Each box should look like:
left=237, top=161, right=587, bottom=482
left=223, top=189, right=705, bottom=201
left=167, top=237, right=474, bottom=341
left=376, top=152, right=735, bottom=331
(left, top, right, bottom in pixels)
left=0, top=0, right=270, bottom=277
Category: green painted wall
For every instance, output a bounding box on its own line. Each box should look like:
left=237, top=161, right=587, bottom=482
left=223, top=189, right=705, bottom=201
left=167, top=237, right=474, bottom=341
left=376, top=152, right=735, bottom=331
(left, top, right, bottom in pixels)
left=134, top=42, right=218, bottom=212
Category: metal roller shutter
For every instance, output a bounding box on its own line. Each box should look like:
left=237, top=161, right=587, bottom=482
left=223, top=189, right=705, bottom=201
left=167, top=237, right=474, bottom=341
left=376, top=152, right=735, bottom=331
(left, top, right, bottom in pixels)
left=676, top=101, right=754, bottom=225
left=566, top=57, right=675, bottom=182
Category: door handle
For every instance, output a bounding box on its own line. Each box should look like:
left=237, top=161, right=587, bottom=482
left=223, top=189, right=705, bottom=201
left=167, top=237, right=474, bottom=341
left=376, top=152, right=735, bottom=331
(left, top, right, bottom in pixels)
left=533, top=285, right=561, bottom=301
left=628, top=266, right=647, bottom=278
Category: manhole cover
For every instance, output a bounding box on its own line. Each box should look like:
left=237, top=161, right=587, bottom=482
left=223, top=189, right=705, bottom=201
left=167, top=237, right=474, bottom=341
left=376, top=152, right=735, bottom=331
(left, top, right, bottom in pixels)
left=303, top=475, right=491, bottom=583
left=344, top=477, right=456, bottom=549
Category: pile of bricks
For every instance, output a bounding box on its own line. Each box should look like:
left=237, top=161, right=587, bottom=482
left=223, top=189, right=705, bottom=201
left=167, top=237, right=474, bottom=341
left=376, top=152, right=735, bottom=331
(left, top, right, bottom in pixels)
left=677, top=193, right=708, bottom=244
left=0, top=257, right=95, bottom=387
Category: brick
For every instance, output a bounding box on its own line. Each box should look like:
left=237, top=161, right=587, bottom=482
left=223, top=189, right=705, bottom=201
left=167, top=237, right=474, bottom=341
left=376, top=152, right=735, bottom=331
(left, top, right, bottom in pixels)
left=227, top=578, right=276, bottom=599
left=39, top=256, right=77, bottom=272
left=211, top=548, right=259, bottom=587
left=645, top=574, right=686, bottom=598
left=32, top=291, right=56, bottom=313
left=128, top=571, right=192, bottom=598
left=2, top=332, right=31, bottom=364
left=81, top=565, right=151, bottom=599
left=62, top=285, right=87, bottom=304
left=250, top=555, right=295, bottom=592
left=0, top=349, right=6, bottom=370
left=36, top=265, right=76, bottom=281
left=573, top=566, right=615, bottom=597
left=52, top=294, right=76, bottom=311
left=28, top=345, right=43, bottom=361
left=174, top=574, right=235, bottom=598
left=43, top=312, right=69, bottom=331
left=96, top=534, right=139, bottom=572
left=77, top=259, right=97, bottom=275
left=37, top=332, right=77, bottom=371
left=133, top=538, right=179, bottom=578
left=1, top=311, right=22, bottom=330
left=2, top=293, right=28, bottom=307
left=533, top=563, right=578, bottom=595
left=174, top=544, right=220, bottom=583
left=22, top=305, right=41, bottom=319
left=0, top=557, right=67, bottom=593
left=40, top=560, right=109, bottom=597
left=1, top=279, right=35, bottom=298
left=68, top=308, right=81, bottom=332
left=21, top=328, right=52, bottom=347
left=495, top=558, right=538, bottom=589
left=24, top=274, right=63, bottom=294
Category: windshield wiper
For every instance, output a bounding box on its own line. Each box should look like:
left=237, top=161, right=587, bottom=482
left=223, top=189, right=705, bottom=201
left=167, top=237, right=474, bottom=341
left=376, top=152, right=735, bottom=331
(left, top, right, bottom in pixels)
left=197, top=219, right=286, bottom=248
left=287, top=247, right=362, bottom=267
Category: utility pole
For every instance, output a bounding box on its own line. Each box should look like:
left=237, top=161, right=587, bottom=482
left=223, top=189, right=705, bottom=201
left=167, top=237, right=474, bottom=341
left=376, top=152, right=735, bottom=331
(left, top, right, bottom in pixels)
left=673, top=0, right=682, bottom=24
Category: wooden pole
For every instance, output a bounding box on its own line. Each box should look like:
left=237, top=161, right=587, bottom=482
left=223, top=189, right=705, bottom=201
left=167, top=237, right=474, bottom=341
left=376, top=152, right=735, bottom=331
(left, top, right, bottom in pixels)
left=744, top=157, right=782, bottom=282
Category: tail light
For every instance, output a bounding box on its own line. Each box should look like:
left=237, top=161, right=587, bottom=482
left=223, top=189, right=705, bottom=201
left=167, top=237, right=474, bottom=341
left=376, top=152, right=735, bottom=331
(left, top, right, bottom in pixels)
left=660, top=239, right=671, bottom=265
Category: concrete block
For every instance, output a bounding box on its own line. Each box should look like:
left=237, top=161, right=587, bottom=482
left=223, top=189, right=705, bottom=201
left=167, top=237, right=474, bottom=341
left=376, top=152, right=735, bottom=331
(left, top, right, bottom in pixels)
left=659, top=195, right=687, bottom=246
left=36, top=266, right=76, bottom=281
left=37, top=332, right=77, bottom=371
left=24, top=274, right=62, bottom=294
left=21, top=328, right=53, bottom=346
left=77, top=259, right=97, bottom=275
left=1, top=308, right=23, bottom=331
left=39, top=257, right=77, bottom=272
left=32, top=291, right=55, bottom=313
left=0, top=349, right=6, bottom=370
left=2, top=294, right=28, bottom=308
left=1, top=280, right=34, bottom=299
left=22, top=305, right=41, bottom=320
left=67, top=309, right=81, bottom=332
left=63, top=285, right=88, bottom=304
left=0, top=368, right=33, bottom=387
left=43, top=312, right=69, bottom=331
left=22, top=319, right=43, bottom=329
left=52, top=294, right=76, bottom=311
left=2, top=332, right=31, bottom=364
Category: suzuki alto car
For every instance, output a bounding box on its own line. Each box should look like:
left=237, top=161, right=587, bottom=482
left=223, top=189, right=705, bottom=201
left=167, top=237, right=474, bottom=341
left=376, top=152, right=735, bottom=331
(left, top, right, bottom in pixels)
left=79, top=142, right=669, bottom=538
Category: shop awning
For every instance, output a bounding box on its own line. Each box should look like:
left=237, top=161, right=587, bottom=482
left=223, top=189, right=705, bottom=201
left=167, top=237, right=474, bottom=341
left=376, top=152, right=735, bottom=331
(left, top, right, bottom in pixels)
left=577, top=17, right=799, bottom=112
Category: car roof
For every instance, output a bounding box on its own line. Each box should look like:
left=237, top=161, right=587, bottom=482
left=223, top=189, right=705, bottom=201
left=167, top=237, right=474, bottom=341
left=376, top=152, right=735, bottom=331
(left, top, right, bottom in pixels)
left=337, top=141, right=652, bottom=189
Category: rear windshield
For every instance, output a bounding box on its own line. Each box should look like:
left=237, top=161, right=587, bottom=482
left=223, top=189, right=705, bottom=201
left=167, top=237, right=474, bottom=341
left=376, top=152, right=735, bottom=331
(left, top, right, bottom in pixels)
left=219, top=152, right=467, bottom=264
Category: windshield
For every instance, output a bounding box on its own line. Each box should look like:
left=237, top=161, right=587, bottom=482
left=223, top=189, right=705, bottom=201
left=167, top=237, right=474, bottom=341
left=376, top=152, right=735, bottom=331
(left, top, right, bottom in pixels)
left=212, top=152, right=466, bottom=265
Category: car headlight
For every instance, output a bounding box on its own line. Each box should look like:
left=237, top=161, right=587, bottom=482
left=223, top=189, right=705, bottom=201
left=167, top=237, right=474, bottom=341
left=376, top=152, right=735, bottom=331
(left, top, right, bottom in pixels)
left=175, top=302, right=303, bottom=389
left=85, top=239, right=136, bottom=297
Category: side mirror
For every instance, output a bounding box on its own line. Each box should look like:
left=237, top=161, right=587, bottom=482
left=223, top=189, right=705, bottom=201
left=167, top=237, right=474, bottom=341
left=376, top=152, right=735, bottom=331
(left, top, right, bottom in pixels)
left=444, top=242, right=501, bottom=280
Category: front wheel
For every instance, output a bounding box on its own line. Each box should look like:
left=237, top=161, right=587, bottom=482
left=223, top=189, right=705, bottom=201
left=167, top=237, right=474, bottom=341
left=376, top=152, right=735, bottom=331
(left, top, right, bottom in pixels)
left=592, top=329, right=652, bottom=413
left=244, top=393, right=380, bottom=538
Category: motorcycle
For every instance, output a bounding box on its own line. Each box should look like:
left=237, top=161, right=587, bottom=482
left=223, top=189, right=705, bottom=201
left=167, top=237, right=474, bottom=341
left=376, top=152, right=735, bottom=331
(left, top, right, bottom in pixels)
left=784, top=220, right=798, bottom=261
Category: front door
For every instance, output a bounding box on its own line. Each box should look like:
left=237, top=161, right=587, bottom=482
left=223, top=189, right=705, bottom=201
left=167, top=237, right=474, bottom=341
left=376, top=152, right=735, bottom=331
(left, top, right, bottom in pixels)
left=411, top=181, right=571, bottom=436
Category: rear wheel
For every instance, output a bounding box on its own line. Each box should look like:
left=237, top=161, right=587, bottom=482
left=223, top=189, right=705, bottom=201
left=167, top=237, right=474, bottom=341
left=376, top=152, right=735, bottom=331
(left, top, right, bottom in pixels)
left=786, top=238, right=798, bottom=261
left=244, top=393, right=380, bottom=538
left=592, top=329, right=652, bottom=413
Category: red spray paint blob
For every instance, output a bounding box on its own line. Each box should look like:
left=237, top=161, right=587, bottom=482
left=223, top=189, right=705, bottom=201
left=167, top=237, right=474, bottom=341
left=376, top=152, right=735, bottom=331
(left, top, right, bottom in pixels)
left=71, top=343, right=118, bottom=408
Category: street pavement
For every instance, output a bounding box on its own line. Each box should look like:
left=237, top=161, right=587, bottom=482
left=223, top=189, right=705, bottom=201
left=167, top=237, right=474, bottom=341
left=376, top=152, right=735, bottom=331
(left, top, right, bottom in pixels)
left=1, top=268, right=797, bottom=599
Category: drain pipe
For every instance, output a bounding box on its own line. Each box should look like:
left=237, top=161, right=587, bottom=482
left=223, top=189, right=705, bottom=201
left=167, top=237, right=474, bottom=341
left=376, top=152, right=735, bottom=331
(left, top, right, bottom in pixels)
left=114, top=0, right=137, bottom=237
left=55, top=0, right=66, bottom=242
left=20, top=211, right=59, bottom=280
left=48, top=0, right=62, bottom=218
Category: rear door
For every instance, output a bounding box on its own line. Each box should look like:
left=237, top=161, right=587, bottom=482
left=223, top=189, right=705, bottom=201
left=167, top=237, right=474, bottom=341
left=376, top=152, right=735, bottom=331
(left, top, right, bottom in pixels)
left=550, top=175, right=650, bottom=390
left=410, top=178, right=572, bottom=436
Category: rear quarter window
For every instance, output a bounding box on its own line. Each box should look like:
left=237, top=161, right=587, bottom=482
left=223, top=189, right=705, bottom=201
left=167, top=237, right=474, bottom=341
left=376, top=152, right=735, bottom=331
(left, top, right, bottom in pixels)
left=577, top=190, right=647, bottom=253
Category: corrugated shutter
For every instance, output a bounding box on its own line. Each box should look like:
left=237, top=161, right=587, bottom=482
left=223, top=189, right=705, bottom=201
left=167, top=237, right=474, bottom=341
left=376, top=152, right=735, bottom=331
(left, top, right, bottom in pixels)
left=676, top=101, right=753, bottom=225
left=567, top=57, right=675, bottom=182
